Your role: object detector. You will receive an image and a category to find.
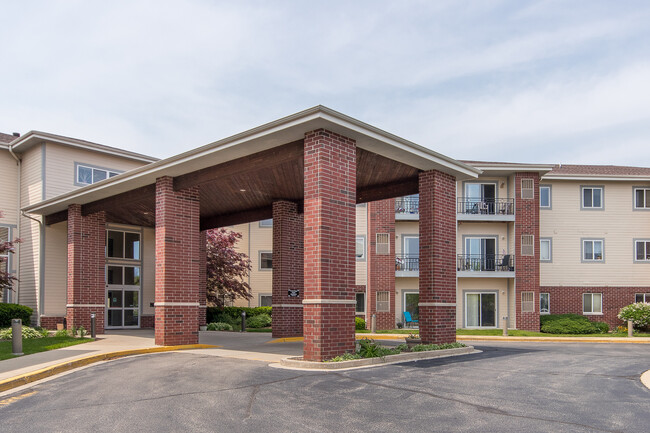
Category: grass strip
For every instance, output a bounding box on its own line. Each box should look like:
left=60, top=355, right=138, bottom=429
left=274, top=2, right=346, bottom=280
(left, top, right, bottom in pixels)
left=0, top=337, right=93, bottom=361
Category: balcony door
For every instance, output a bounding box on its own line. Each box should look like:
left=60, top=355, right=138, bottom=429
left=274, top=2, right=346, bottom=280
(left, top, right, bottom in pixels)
left=465, top=292, right=497, bottom=328
left=465, top=237, right=496, bottom=271
left=402, top=236, right=419, bottom=271
left=465, top=183, right=496, bottom=214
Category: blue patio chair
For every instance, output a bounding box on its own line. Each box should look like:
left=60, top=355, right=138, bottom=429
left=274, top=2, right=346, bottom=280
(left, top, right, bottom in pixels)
left=404, top=311, right=419, bottom=328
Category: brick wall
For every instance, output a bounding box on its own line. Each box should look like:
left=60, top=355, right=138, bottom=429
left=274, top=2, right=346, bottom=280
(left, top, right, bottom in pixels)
left=40, top=316, right=65, bottom=330
left=515, top=172, right=541, bottom=331
left=141, top=315, right=155, bottom=329
left=419, top=170, right=457, bottom=344
left=272, top=200, right=304, bottom=337
left=198, top=230, right=207, bottom=326
left=541, top=286, right=649, bottom=329
left=367, top=199, right=396, bottom=330
left=154, top=176, right=200, bottom=346
left=303, top=129, right=356, bottom=361
left=66, top=204, right=106, bottom=333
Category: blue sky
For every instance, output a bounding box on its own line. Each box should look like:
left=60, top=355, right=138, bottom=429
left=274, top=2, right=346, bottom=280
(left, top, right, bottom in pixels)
left=1, top=0, right=649, bottom=165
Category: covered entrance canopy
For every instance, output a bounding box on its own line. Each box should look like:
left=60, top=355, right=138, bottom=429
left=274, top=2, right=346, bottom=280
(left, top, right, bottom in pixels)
left=24, top=106, right=479, bottom=361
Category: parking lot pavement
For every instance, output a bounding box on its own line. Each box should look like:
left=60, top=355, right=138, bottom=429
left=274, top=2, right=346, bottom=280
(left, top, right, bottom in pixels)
left=0, top=341, right=648, bottom=432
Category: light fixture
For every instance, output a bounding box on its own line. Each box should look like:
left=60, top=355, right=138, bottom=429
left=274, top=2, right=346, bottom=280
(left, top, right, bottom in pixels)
left=239, top=189, right=246, bottom=192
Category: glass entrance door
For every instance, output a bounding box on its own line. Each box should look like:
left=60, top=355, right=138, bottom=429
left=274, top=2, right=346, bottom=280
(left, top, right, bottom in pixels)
left=403, top=292, right=419, bottom=322
left=106, top=265, right=141, bottom=328
left=465, top=293, right=496, bottom=328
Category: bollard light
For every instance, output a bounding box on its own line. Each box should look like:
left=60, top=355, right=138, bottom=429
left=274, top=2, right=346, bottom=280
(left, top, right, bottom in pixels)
left=12, top=318, right=23, bottom=356
left=90, top=313, right=96, bottom=339
left=241, top=311, right=246, bottom=333
left=371, top=314, right=376, bottom=333
left=628, top=320, right=634, bottom=338
left=502, top=316, right=509, bottom=336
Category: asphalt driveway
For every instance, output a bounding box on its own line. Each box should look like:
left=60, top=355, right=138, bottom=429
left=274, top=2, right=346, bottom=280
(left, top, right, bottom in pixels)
left=1, top=341, right=648, bottom=432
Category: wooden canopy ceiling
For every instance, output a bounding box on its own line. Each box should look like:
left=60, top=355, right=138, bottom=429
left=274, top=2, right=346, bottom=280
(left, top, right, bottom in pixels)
left=45, top=140, right=421, bottom=230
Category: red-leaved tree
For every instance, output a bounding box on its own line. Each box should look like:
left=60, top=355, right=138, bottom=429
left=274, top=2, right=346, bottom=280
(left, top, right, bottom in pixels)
left=205, top=228, right=252, bottom=307
left=0, top=211, right=20, bottom=293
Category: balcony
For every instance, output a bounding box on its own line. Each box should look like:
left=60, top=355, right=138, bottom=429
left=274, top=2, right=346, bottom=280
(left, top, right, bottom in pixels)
left=395, top=196, right=419, bottom=220
left=456, top=198, right=515, bottom=222
left=396, top=255, right=419, bottom=277
left=456, top=254, right=515, bottom=278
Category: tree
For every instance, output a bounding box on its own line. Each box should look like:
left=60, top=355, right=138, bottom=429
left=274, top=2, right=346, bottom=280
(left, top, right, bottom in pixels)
left=0, top=211, right=20, bottom=293
left=205, top=228, right=252, bottom=307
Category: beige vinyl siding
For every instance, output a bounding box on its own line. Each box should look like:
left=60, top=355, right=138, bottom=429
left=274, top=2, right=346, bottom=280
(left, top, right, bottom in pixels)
left=540, top=180, right=650, bottom=286
left=230, top=223, right=252, bottom=307
left=355, top=204, right=368, bottom=286
left=395, top=221, right=419, bottom=255
left=142, top=227, right=155, bottom=316
left=0, top=150, right=19, bottom=224
left=395, top=277, right=418, bottom=323
left=457, top=278, right=509, bottom=328
left=18, top=146, right=43, bottom=315
left=44, top=142, right=144, bottom=199
left=248, top=222, right=273, bottom=307
left=43, top=222, right=67, bottom=316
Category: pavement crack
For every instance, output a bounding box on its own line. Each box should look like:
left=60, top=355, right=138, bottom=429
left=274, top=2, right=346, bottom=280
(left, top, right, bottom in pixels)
left=245, top=385, right=260, bottom=419
left=336, top=373, right=622, bottom=433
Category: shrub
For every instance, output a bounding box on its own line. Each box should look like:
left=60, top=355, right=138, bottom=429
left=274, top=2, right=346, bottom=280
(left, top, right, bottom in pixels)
left=327, top=353, right=362, bottom=362
left=541, top=317, right=599, bottom=334
left=0, top=326, right=45, bottom=340
left=411, top=342, right=466, bottom=352
left=206, top=306, right=272, bottom=324
left=540, top=313, right=584, bottom=327
left=592, top=322, right=609, bottom=333
left=246, top=313, right=272, bottom=329
left=78, top=326, right=87, bottom=337
left=355, top=317, right=366, bottom=330
left=618, top=303, right=650, bottom=328
left=55, top=329, right=69, bottom=337
left=0, top=304, right=33, bottom=327
left=207, top=322, right=233, bottom=331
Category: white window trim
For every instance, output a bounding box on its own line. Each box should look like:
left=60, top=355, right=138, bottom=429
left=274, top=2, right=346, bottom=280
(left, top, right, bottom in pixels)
left=635, top=293, right=650, bottom=303
left=633, top=239, right=650, bottom=263
left=580, top=185, right=604, bottom=210
left=355, top=235, right=366, bottom=261
left=540, top=238, right=552, bottom=262
left=633, top=187, right=650, bottom=210
left=582, top=293, right=603, bottom=315
left=581, top=238, right=605, bottom=262
left=259, top=294, right=272, bottom=307
left=258, top=251, right=273, bottom=271
left=75, top=162, right=121, bottom=186
left=464, top=291, right=499, bottom=329
left=539, top=185, right=552, bottom=209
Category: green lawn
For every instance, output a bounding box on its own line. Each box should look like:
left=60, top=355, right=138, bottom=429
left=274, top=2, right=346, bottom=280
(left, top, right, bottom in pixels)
left=0, top=337, right=94, bottom=361
left=356, top=329, right=418, bottom=334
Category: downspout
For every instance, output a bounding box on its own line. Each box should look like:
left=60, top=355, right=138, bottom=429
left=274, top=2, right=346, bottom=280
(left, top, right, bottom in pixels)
left=8, top=143, right=21, bottom=304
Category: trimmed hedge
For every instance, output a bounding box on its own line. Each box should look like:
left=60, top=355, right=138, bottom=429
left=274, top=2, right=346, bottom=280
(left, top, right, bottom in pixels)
left=540, top=314, right=608, bottom=334
left=246, top=313, right=272, bottom=329
left=0, top=303, right=33, bottom=327
left=355, top=317, right=366, bottom=330
left=206, top=306, right=272, bottom=325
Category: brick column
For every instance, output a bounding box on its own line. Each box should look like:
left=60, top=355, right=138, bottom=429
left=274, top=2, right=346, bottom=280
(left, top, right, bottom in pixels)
left=303, top=129, right=356, bottom=361
left=67, top=204, right=106, bottom=333
left=154, top=176, right=201, bottom=346
left=418, top=170, right=456, bottom=344
left=198, top=230, right=207, bottom=327
left=515, top=172, right=540, bottom=331
left=367, top=199, right=396, bottom=330
left=272, top=201, right=304, bottom=338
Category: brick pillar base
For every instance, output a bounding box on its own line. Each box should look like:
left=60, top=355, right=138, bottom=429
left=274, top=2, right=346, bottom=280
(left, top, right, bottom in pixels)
left=272, top=201, right=304, bottom=338
left=154, top=176, right=200, bottom=346
left=303, top=129, right=356, bottom=361
left=66, top=204, right=106, bottom=334
left=419, top=170, right=457, bottom=344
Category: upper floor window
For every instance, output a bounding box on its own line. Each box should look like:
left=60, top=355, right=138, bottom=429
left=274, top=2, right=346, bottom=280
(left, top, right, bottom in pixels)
left=259, top=219, right=273, bottom=228
left=0, top=226, right=11, bottom=274
left=635, top=240, right=650, bottom=262
left=355, top=236, right=366, bottom=261
left=259, top=251, right=272, bottom=270
left=540, top=238, right=552, bottom=262
left=540, top=185, right=551, bottom=208
left=259, top=294, right=272, bottom=307
left=582, top=239, right=604, bottom=262
left=634, top=187, right=650, bottom=209
left=77, top=163, right=120, bottom=185
left=581, top=186, right=603, bottom=209
left=107, top=230, right=140, bottom=260
left=521, top=179, right=534, bottom=199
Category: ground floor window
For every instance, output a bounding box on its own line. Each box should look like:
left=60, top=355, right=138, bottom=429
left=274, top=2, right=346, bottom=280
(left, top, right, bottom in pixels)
left=259, top=294, right=272, bottom=307
left=583, top=293, right=602, bottom=314
left=540, top=293, right=550, bottom=314
left=403, top=292, right=419, bottom=321
left=355, top=292, right=365, bottom=314
left=465, top=292, right=496, bottom=328
left=635, top=293, right=650, bottom=303
left=376, top=291, right=390, bottom=312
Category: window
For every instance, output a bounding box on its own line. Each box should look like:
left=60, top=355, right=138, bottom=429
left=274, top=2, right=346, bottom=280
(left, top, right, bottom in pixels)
left=634, top=188, right=650, bottom=209
left=583, top=293, right=602, bottom=314
left=581, top=186, right=603, bottom=209
left=355, top=292, right=365, bottom=314
left=540, top=238, right=552, bottom=262
left=635, top=293, right=650, bottom=303
left=259, top=294, right=272, bottom=307
left=355, top=236, right=366, bottom=261
left=376, top=233, right=389, bottom=255
left=106, top=230, right=140, bottom=260
left=521, top=234, right=534, bottom=256
left=376, top=291, right=390, bottom=312
left=540, top=293, right=550, bottom=314
left=259, top=219, right=273, bottom=228
left=521, top=291, right=534, bottom=312
left=107, top=265, right=141, bottom=285
left=0, top=227, right=10, bottom=275
left=635, top=240, right=650, bottom=262
left=521, top=178, right=534, bottom=199
left=540, top=185, right=551, bottom=208
left=465, top=293, right=496, bottom=327
left=259, top=251, right=272, bottom=270
left=76, top=163, right=120, bottom=185
left=583, top=239, right=604, bottom=261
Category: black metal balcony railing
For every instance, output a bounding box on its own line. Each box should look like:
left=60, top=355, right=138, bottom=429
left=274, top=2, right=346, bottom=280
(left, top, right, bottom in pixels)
left=457, top=198, right=514, bottom=215
left=396, top=255, right=419, bottom=272
left=457, top=254, right=514, bottom=272
left=395, top=196, right=419, bottom=215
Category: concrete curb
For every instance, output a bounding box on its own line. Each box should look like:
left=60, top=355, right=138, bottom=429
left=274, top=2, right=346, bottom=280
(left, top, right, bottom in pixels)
left=456, top=335, right=650, bottom=344
left=279, top=346, right=475, bottom=371
left=0, top=344, right=218, bottom=393
left=641, top=370, right=650, bottom=390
